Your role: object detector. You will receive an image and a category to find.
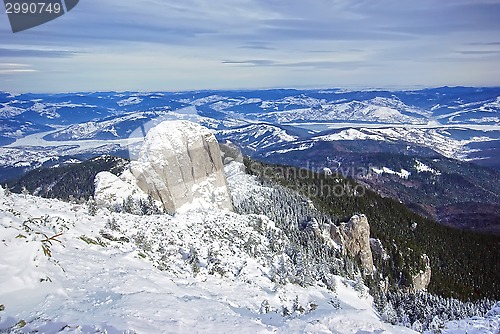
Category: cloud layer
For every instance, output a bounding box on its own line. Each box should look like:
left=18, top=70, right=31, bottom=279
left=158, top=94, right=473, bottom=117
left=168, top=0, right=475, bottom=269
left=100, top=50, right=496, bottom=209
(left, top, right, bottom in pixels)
left=1, top=0, right=499, bottom=92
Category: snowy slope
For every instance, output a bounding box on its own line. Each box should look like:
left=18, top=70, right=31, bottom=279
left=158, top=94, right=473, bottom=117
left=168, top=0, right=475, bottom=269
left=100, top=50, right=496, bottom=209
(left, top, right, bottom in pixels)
left=252, top=98, right=428, bottom=125
left=313, top=127, right=500, bottom=160
left=45, top=112, right=152, bottom=141
left=217, top=124, right=299, bottom=151
left=0, top=168, right=421, bottom=333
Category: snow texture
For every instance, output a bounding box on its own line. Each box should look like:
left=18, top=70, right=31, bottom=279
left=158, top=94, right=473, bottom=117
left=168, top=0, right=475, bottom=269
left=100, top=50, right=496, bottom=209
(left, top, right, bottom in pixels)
left=0, top=178, right=423, bottom=333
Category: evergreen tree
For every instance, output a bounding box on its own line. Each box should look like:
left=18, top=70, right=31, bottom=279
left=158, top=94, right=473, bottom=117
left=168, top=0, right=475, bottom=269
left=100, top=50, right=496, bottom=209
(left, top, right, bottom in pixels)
left=21, top=186, right=29, bottom=198
left=87, top=197, right=98, bottom=216
left=3, top=184, right=11, bottom=197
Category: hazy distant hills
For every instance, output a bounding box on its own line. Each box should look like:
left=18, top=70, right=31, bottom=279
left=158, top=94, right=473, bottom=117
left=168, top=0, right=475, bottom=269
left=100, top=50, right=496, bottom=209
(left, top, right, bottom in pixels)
left=1, top=86, right=499, bottom=161
left=2, top=87, right=499, bottom=127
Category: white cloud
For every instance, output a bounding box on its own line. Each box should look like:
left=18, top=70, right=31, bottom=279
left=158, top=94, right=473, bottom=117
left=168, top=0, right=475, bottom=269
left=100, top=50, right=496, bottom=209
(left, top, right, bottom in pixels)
left=0, top=0, right=499, bottom=92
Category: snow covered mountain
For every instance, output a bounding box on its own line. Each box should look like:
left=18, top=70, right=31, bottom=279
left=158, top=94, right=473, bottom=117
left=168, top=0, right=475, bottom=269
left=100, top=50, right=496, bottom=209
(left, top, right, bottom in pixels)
left=1, top=117, right=499, bottom=333
left=0, top=165, right=420, bottom=333
left=1, top=87, right=499, bottom=239
left=246, top=97, right=430, bottom=124
left=2, top=162, right=499, bottom=333
left=1, top=87, right=498, bottom=184
left=2, top=156, right=500, bottom=333
left=217, top=123, right=302, bottom=152
left=2, top=87, right=499, bottom=132
left=311, top=127, right=500, bottom=161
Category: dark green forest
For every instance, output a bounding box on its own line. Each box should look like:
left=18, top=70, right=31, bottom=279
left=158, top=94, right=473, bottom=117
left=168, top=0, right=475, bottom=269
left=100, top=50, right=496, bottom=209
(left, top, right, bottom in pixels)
left=245, top=158, right=500, bottom=301
left=7, top=155, right=128, bottom=202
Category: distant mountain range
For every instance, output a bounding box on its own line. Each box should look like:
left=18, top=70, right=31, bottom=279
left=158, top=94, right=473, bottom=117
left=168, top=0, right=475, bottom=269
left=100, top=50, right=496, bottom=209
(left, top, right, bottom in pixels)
left=1, top=86, right=499, bottom=234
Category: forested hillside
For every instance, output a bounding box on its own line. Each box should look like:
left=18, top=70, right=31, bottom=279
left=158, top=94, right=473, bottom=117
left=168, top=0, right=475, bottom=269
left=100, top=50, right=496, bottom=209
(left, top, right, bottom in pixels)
left=244, top=158, right=500, bottom=301
left=6, top=156, right=128, bottom=201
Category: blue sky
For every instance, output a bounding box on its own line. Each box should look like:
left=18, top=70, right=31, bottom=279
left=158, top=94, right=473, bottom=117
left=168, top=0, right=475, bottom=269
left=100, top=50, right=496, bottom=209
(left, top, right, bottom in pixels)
left=1, top=0, right=500, bottom=93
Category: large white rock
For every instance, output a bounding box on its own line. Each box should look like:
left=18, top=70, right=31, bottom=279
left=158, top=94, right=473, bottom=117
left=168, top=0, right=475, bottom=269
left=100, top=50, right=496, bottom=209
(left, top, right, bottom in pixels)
left=343, top=214, right=374, bottom=274
left=129, top=120, right=232, bottom=214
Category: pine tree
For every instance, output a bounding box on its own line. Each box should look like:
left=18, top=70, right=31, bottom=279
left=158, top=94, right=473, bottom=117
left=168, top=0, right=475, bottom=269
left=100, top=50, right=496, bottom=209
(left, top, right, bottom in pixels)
left=381, top=301, right=398, bottom=324
left=21, top=186, right=29, bottom=198
left=87, top=197, right=98, bottom=216
left=354, top=276, right=366, bottom=298
left=260, top=299, right=270, bottom=314
left=187, top=246, right=200, bottom=276
left=3, top=184, right=11, bottom=197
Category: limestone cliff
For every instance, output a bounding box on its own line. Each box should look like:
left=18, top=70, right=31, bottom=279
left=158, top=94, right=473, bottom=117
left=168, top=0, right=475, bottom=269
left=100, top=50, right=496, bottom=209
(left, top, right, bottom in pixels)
left=412, top=254, right=432, bottom=291
left=96, top=120, right=233, bottom=214
left=330, top=214, right=374, bottom=275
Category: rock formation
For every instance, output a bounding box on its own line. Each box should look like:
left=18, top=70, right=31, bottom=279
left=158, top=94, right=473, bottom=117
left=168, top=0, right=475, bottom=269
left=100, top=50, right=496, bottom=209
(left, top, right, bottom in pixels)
left=95, top=120, right=233, bottom=214
left=220, top=141, right=244, bottom=165
left=130, top=120, right=232, bottom=214
left=412, top=254, right=432, bottom=291
left=329, top=224, right=344, bottom=246
left=370, top=238, right=389, bottom=260
left=330, top=214, right=374, bottom=274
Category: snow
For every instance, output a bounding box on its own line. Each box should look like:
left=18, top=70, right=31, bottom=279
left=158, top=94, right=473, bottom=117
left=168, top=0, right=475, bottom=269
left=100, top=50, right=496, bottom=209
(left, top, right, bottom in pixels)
left=117, top=96, right=143, bottom=107
left=480, top=96, right=500, bottom=110
left=313, top=127, right=498, bottom=161
left=209, top=97, right=262, bottom=112
left=217, top=124, right=298, bottom=150
left=190, top=95, right=226, bottom=106
left=467, top=117, right=500, bottom=124
left=317, top=128, right=386, bottom=141
left=0, top=127, right=144, bottom=169
left=94, top=170, right=149, bottom=208
left=26, top=101, right=97, bottom=119
left=0, top=170, right=421, bottom=333
left=415, top=160, right=441, bottom=175
left=48, top=112, right=151, bottom=141
left=437, top=303, right=500, bottom=334
left=270, top=142, right=314, bottom=155
left=256, top=98, right=428, bottom=125
left=0, top=104, right=25, bottom=118
left=399, top=169, right=411, bottom=179
left=371, top=166, right=411, bottom=179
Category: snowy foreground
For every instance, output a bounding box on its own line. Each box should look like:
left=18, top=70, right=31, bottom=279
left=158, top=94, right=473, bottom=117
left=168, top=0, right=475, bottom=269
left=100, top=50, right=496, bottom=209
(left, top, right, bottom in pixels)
left=0, top=165, right=498, bottom=333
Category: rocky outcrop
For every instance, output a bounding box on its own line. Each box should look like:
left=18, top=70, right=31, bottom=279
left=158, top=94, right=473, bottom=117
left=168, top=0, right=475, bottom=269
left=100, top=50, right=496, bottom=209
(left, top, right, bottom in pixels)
left=370, top=238, right=389, bottom=260
left=412, top=254, right=432, bottom=291
left=330, top=214, right=374, bottom=274
left=95, top=120, right=233, bottom=214
left=329, top=224, right=344, bottom=246
left=220, top=141, right=244, bottom=165
left=305, top=218, right=322, bottom=237
left=129, top=120, right=232, bottom=214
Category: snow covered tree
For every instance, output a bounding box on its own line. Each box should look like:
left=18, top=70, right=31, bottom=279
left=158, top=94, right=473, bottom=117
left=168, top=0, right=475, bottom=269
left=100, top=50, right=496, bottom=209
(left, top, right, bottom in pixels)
left=429, top=315, right=445, bottom=333
left=260, top=299, right=270, bottom=314
left=87, top=197, right=97, bottom=216
left=21, top=186, right=29, bottom=198
left=381, top=301, right=398, bottom=324
left=411, top=320, right=423, bottom=332
left=3, top=184, right=11, bottom=197
left=354, top=276, right=367, bottom=298
left=187, top=246, right=200, bottom=276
